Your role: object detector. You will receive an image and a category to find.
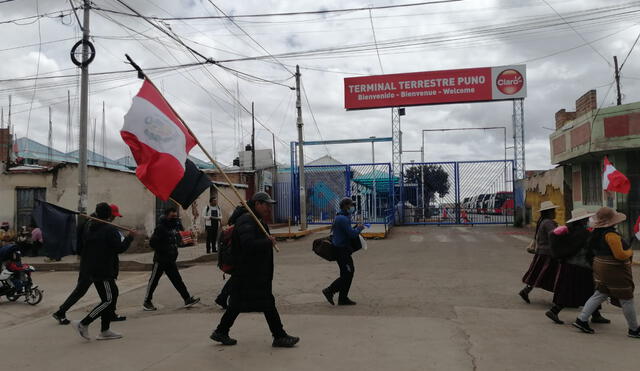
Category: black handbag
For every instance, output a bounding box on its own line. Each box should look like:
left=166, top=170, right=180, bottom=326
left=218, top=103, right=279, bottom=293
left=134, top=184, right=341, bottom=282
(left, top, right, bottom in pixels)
left=312, top=236, right=337, bottom=261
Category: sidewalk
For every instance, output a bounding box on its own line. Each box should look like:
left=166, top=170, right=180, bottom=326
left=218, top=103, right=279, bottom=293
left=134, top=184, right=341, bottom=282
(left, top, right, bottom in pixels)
left=22, top=243, right=215, bottom=272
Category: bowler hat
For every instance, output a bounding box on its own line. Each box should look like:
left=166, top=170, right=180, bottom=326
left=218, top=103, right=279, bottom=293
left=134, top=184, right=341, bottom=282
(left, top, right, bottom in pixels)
left=590, top=207, right=626, bottom=229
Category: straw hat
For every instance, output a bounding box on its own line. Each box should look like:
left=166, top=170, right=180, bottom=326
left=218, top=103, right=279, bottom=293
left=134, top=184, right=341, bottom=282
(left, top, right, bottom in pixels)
left=590, top=207, right=626, bottom=228
left=538, top=201, right=559, bottom=212
left=566, top=208, right=595, bottom=224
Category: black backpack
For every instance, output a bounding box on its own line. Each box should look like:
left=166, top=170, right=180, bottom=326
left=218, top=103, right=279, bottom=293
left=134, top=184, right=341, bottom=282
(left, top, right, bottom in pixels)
left=217, top=224, right=236, bottom=274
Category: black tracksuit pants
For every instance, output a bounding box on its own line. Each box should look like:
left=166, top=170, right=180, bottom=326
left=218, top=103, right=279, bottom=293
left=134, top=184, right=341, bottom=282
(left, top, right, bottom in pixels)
left=216, top=278, right=232, bottom=302
left=206, top=224, right=219, bottom=253
left=216, top=307, right=286, bottom=338
left=144, top=261, right=191, bottom=302
left=328, top=254, right=355, bottom=301
left=80, top=280, right=118, bottom=332
left=58, top=271, right=92, bottom=315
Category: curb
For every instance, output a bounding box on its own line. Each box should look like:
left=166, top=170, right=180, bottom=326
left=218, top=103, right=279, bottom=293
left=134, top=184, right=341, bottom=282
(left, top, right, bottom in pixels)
left=31, top=254, right=216, bottom=272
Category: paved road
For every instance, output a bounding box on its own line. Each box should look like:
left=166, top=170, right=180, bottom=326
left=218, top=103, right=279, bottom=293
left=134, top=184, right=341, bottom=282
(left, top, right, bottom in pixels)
left=1, top=225, right=638, bottom=370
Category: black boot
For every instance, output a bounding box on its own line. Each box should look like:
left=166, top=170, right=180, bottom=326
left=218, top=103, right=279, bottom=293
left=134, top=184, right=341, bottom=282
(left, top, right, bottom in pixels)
left=338, top=298, right=356, bottom=306
left=322, top=288, right=335, bottom=305
left=518, top=286, right=532, bottom=304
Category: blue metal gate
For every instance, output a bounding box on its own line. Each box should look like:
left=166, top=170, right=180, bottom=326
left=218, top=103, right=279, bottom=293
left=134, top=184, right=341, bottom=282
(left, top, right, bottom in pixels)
left=399, top=160, right=514, bottom=225
left=291, top=163, right=396, bottom=225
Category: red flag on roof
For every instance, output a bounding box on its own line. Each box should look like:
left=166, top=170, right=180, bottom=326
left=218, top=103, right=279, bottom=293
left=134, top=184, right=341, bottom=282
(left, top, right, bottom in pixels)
left=602, top=156, right=630, bottom=194
left=120, top=80, right=211, bottom=208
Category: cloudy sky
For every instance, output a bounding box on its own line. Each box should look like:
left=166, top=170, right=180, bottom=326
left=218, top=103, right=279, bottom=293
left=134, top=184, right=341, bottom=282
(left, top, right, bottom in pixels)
left=1, top=0, right=639, bottom=171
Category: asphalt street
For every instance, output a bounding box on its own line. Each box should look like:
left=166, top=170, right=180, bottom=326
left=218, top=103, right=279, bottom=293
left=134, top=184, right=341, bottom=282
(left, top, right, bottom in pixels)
left=1, top=225, right=638, bottom=371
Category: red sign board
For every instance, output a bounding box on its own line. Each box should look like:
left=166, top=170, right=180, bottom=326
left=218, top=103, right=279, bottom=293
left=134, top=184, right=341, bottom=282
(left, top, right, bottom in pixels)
left=344, top=65, right=526, bottom=110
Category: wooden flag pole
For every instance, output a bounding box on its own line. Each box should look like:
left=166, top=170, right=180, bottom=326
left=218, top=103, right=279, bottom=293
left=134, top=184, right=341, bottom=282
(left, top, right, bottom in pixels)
left=80, top=213, right=136, bottom=233
left=125, top=55, right=278, bottom=252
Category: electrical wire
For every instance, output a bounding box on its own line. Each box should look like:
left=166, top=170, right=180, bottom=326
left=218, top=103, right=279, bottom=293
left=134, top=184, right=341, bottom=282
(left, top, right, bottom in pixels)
left=92, top=1, right=462, bottom=20
left=368, top=8, right=384, bottom=75
left=25, top=0, right=42, bottom=147
left=541, top=0, right=612, bottom=68
left=301, top=80, right=331, bottom=157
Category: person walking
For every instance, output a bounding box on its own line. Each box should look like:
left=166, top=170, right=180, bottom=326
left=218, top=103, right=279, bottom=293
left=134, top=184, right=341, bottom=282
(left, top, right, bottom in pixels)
left=203, top=197, right=222, bottom=254
left=71, top=203, right=135, bottom=341
left=545, top=208, right=609, bottom=325
left=142, top=207, right=200, bottom=311
left=519, top=201, right=559, bottom=303
left=572, top=207, right=640, bottom=338
left=322, top=197, right=364, bottom=306
left=210, top=192, right=299, bottom=347
left=54, top=204, right=127, bottom=325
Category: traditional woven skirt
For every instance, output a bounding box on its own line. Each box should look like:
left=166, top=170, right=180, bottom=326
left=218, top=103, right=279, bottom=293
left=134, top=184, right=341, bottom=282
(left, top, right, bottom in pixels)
left=522, top=254, right=559, bottom=292
left=552, top=263, right=594, bottom=307
left=593, top=256, right=635, bottom=300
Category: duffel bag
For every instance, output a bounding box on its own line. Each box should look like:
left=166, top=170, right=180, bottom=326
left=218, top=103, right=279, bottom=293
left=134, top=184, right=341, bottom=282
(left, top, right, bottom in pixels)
left=312, top=236, right=336, bottom=261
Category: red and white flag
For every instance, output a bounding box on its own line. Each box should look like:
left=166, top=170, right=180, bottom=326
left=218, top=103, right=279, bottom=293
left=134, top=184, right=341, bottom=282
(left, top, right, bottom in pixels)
left=120, top=80, right=198, bottom=201
left=634, top=216, right=640, bottom=240
left=602, top=156, right=630, bottom=194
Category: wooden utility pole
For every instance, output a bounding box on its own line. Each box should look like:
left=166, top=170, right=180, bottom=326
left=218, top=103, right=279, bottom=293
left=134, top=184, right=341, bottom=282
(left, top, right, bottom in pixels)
left=614, top=56, right=622, bottom=106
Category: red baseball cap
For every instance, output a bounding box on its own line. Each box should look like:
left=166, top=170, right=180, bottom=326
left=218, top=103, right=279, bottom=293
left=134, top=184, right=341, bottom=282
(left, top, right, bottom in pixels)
left=110, top=204, right=123, bottom=217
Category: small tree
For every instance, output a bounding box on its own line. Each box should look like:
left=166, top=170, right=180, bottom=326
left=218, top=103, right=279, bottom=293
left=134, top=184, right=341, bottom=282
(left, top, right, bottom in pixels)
left=404, top=165, right=450, bottom=217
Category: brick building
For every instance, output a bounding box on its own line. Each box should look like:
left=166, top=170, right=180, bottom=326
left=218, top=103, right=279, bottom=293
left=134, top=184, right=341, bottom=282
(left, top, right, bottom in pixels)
left=550, top=90, right=640, bottom=239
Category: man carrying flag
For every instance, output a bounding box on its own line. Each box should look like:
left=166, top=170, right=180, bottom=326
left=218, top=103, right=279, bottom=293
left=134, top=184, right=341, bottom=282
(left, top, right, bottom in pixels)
left=603, top=156, right=630, bottom=194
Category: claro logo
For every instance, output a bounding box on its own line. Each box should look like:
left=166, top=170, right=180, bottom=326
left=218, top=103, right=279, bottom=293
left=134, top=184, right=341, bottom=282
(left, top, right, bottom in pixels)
left=496, top=69, right=524, bottom=95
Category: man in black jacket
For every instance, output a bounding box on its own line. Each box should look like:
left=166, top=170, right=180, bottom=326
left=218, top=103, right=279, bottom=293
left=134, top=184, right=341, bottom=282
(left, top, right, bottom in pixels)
left=210, top=192, right=299, bottom=348
left=142, top=207, right=200, bottom=311
left=71, top=203, right=134, bottom=341
left=53, top=204, right=126, bottom=325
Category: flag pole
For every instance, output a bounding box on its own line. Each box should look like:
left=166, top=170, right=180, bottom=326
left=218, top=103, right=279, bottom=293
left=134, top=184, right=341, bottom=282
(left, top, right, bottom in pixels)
left=125, top=55, right=279, bottom=252
left=80, top=213, right=136, bottom=233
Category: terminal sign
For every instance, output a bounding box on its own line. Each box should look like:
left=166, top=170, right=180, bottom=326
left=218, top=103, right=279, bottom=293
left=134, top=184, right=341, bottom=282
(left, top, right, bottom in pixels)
left=344, top=65, right=526, bottom=110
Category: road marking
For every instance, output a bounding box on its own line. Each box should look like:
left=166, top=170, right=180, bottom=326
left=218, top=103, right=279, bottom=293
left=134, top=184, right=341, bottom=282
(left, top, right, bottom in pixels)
left=453, top=227, right=471, bottom=233
left=510, top=235, right=531, bottom=243
left=409, top=235, right=425, bottom=243
left=460, top=234, right=476, bottom=242
left=434, top=234, right=451, bottom=243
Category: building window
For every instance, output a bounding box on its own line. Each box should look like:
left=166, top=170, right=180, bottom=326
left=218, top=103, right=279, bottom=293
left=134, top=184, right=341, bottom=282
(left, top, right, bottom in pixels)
left=581, top=161, right=602, bottom=205
left=16, top=188, right=46, bottom=228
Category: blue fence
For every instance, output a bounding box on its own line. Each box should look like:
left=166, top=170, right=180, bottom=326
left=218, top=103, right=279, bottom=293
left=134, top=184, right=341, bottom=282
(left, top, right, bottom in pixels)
left=290, top=163, right=396, bottom=225
left=400, top=160, right=515, bottom=225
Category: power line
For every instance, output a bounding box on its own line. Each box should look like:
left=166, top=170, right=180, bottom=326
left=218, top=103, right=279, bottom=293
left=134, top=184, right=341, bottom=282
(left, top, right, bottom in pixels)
left=619, top=30, right=640, bottom=71
left=92, top=1, right=462, bottom=20
left=542, top=0, right=612, bottom=68
left=368, top=8, right=384, bottom=74
left=204, top=0, right=294, bottom=76
left=301, top=80, right=331, bottom=157
left=0, top=8, right=75, bottom=25
left=25, top=0, right=42, bottom=146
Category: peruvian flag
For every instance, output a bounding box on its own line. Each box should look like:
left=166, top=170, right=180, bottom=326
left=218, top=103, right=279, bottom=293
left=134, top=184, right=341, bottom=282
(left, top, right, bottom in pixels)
left=602, top=156, right=630, bottom=194
left=121, top=80, right=211, bottom=209
left=634, top=216, right=640, bottom=240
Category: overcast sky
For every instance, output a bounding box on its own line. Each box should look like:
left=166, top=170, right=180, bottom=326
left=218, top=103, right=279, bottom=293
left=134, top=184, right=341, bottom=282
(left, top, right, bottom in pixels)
left=1, top=0, right=639, bottom=171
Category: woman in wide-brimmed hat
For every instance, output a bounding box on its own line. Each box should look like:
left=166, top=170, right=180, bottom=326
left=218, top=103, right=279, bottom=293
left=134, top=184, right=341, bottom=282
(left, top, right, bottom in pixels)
left=519, top=201, right=560, bottom=303
left=544, top=209, right=609, bottom=324
left=572, top=207, right=639, bottom=339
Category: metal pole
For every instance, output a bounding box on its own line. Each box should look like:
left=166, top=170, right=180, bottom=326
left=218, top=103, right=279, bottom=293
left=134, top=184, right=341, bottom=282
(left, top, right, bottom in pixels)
left=78, top=0, right=91, bottom=214
left=251, top=101, right=255, bottom=170
left=421, top=131, right=425, bottom=162
left=370, top=136, right=375, bottom=163
left=295, top=65, right=307, bottom=230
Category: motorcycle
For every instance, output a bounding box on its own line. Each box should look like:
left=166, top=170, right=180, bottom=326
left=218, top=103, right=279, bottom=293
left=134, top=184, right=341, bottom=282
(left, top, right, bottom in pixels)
left=0, top=264, right=43, bottom=305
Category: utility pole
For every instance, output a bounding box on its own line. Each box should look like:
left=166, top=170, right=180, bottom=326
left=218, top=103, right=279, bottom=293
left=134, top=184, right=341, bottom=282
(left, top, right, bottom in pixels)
left=295, top=65, right=307, bottom=230
left=48, top=107, right=53, bottom=162
left=7, top=95, right=11, bottom=132
left=251, top=101, right=256, bottom=171
left=614, top=56, right=622, bottom=106
left=77, top=0, right=91, bottom=214
left=101, top=101, right=106, bottom=166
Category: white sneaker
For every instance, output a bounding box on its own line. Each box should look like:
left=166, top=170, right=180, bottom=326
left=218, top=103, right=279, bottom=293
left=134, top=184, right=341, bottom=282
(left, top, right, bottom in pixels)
left=71, top=320, right=90, bottom=340
left=96, top=329, right=123, bottom=340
